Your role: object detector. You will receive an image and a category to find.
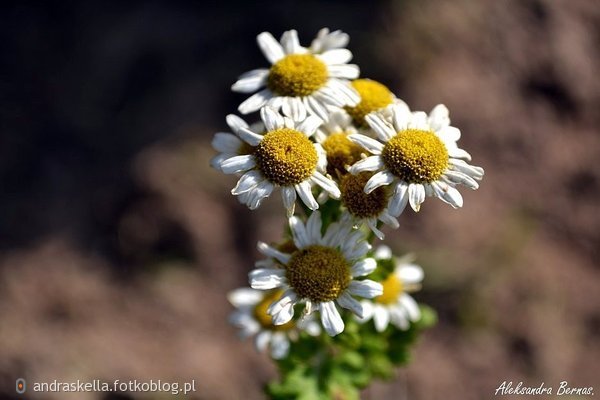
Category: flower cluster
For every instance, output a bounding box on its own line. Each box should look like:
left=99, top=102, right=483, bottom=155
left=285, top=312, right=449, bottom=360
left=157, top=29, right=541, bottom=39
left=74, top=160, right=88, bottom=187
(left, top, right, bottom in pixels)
left=212, top=28, right=484, bottom=396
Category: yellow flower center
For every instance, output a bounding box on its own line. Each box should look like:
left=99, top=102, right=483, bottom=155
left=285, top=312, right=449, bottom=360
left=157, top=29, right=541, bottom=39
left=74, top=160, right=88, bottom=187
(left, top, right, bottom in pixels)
left=381, top=129, right=449, bottom=183
left=267, top=54, right=328, bottom=97
left=345, top=79, right=393, bottom=127
left=286, top=245, right=350, bottom=303
left=322, top=132, right=364, bottom=176
left=254, top=290, right=294, bottom=331
left=340, top=172, right=388, bottom=218
left=375, top=273, right=403, bottom=305
left=254, top=128, right=318, bottom=186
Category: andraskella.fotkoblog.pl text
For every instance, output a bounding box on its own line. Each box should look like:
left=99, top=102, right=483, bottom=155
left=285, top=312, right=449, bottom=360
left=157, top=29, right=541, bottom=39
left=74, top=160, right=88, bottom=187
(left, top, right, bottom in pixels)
left=16, top=378, right=197, bottom=395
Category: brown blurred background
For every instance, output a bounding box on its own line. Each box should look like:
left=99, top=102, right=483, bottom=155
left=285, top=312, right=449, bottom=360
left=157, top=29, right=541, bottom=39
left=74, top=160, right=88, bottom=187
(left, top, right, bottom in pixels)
left=0, top=0, right=599, bottom=399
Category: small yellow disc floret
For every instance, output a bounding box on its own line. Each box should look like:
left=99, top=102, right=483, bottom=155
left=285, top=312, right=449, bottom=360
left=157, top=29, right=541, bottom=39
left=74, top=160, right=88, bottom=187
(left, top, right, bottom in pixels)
left=267, top=54, right=328, bottom=97
left=340, top=172, right=388, bottom=218
left=381, top=129, right=449, bottom=183
left=254, top=290, right=294, bottom=330
left=286, top=245, right=350, bottom=303
left=375, top=273, right=403, bottom=305
left=254, top=128, right=318, bottom=186
left=345, top=79, right=393, bottom=126
left=322, top=132, right=364, bottom=176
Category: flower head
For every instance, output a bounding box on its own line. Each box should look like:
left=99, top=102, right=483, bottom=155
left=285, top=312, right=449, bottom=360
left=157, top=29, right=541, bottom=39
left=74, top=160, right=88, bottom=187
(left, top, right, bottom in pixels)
left=249, top=211, right=383, bottom=336
left=219, top=107, right=340, bottom=215
left=228, top=288, right=320, bottom=359
left=232, top=29, right=360, bottom=121
left=357, top=246, right=423, bottom=331
left=314, top=110, right=364, bottom=177
left=339, top=172, right=399, bottom=239
left=348, top=103, right=484, bottom=214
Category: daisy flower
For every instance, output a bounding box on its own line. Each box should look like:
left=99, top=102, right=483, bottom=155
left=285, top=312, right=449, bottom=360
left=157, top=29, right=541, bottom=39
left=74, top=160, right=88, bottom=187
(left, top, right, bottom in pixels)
left=232, top=29, right=360, bottom=121
left=348, top=103, right=484, bottom=214
left=210, top=114, right=257, bottom=171
left=220, top=107, right=340, bottom=215
left=228, top=288, right=320, bottom=359
left=357, top=246, right=423, bottom=332
left=339, top=172, right=399, bottom=240
left=344, top=78, right=408, bottom=128
left=314, top=110, right=364, bottom=177
left=248, top=211, right=383, bottom=336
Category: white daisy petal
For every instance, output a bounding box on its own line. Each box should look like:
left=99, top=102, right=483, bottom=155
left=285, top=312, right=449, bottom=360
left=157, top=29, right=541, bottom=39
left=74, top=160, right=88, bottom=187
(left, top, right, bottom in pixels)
left=365, top=114, right=396, bottom=141
left=221, top=155, right=256, bottom=174
left=210, top=153, right=233, bottom=170
left=257, top=242, right=291, bottom=264
left=441, top=184, right=464, bottom=208
left=327, top=79, right=360, bottom=104
left=271, top=301, right=295, bottom=326
left=347, top=280, right=383, bottom=298
left=367, top=218, right=385, bottom=240
left=212, top=132, right=243, bottom=153
left=236, top=127, right=263, bottom=146
left=318, top=48, right=352, bottom=64
left=448, top=147, right=472, bottom=161
left=238, top=88, right=273, bottom=114
left=297, top=115, right=322, bottom=137
left=408, top=183, right=425, bottom=212
left=248, top=268, right=287, bottom=290
left=348, top=155, right=384, bottom=174
left=397, top=264, right=424, bottom=284
left=357, top=300, right=374, bottom=322
left=261, top=106, right=285, bottom=131
left=282, top=96, right=307, bottom=121
left=295, top=181, right=319, bottom=210
left=409, top=111, right=429, bottom=130
left=346, top=241, right=371, bottom=261
left=364, top=170, right=395, bottom=193
left=449, top=159, right=484, bottom=179
left=231, top=170, right=263, bottom=195
left=337, top=292, right=364, bottom=318
left=280, top=29, right=301, bottom=54
left=257, top=32, right=285, bottom=63
left=310, top=171, right=341, bottom=198
left=320, top=301, right=344, bottom=336
left=373, top=305, right=390, bottom=332
left=347, top=133, right=384, bottom=154
left=290, top=216, right=311, bottom=248
left=316, top=85, right=347, bottom=107
left=306, top=211, right=323, bottom=243
left=226, top=114, right=250, bottom=133
left=245, top=180, right=274, bottom=210
left=391, top=101, right=412, bottom=131
left=351, top=258, right=377, bottom=277
left=444, top=170, right=479, bottom=190
left=327, top=64, right=360, bottom=79
left=379, top=212, right=399, bottom=229
left=281, top=187, right=297, bottom=216
left=374, top=245, right=392, bottom=260
left=254, top=330, right=272, bottom=352
left=400, top=294, right=421, bottom=321
left=270, top=332, right=290, bottom=359
left=227, top=288, right=263, bottom=308
left=389, top=306, right=409, bottom=330
left=388, top=182, right=409, bottom=216
left=437, top=126, right=461, bottom=143
left=304, top=96, right=329, bottom=120
left=428, top=104, right=450, bottom=131
left=232, top=69, right=269, bottom=93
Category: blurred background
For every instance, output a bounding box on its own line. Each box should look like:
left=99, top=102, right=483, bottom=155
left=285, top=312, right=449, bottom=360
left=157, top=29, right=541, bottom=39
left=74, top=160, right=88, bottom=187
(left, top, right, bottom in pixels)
left=1, top=0, right=599, bottom=399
